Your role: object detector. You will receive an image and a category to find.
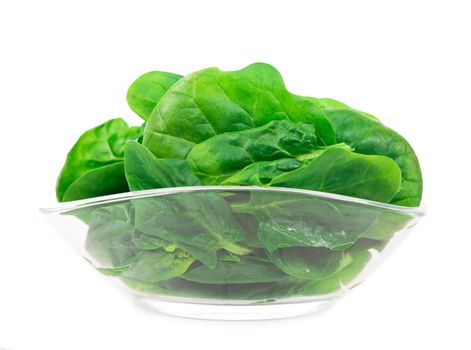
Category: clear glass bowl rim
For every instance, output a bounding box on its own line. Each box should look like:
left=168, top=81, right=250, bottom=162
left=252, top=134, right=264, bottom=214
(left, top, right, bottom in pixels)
left=40, top=185, right=425, bottom=217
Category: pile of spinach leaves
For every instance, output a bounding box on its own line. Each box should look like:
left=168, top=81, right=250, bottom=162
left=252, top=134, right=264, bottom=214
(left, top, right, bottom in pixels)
left=56, top=63, right=422, bottom=300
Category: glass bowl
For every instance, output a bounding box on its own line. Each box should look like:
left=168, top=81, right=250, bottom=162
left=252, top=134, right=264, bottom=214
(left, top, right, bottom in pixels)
left=41, top=186, right=424, bottom=320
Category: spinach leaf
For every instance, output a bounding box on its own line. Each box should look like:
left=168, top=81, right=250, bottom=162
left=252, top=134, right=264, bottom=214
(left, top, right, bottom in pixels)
left=124, top=140, right=201, bottom=190
left=143, top=63, right=336, bottom=159
left=266, top=247, right=352, bottom=280
left=133, top=193, right=251, bottom=268
left=234, top=213, right=264, bottom=248
left=132, top=231, right=176, bottom=251
left=221, top=143, right=352, bottom=186
left=307, top=97, right=380, bottom=121
left=56, top=118, right=142, bottom=201
left=127, top=71, right=182, bottom=121
left=271, top=148, right=402, bottom=203
left=122, top=249, right=194, bottom=283
left=323, top=108, right=422, bottom=206
left=186, top=120, right=322, bottom=183
left=85, top=203, right=137, bottom=267
left=292, top=239, right=386, bottom=296
left=232, top=192, right=379, bottom=252
left=62, top=162, right=128, bottom=202
left=180, top=256, right=289, bottom=284
left=223, top=158, right=304, bottom=186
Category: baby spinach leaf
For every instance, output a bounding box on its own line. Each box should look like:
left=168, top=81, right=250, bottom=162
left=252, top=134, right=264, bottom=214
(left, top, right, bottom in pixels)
left=180, top=256, right=289, bottom=284
left=223, top=158, right=303, bottom=186
left=307, top=97, right=380, bottom=121
left=132, top=231, right=176, bottom=251
left=222, top=143, right=352, bottom=186
left=186, top=120, right=321, bottom=183
left=234, top=213, right=264, bottom=248
left=133, top=193, right=251, bottom=268
left=256, top=219, right=360, bottom=252
left=127, top=71, right=182, bottom=121
left=85, top=203, right=137, bottom=267
left=56, top=118, right=142, bottom=201
left=62, top=162, right=129, bottom=202
left=233, top=192, right=379, bottom=252
left=143, top=63, right=336, bottom=159
left=324, top=108, right=422, bottom=206
left=271, top=148, right=402, bottom=203
left=122, top=249, right=194, bottom=283
left=124, top=141, right=201, bottom=190
left=292, top=239, right=385, bottom=296
left=266, top=247, right=352, bottom=280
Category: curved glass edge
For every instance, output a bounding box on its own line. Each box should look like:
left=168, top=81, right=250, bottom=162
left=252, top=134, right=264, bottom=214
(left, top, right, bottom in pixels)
left=132, top=289, right=346, bottom=306
left=39, top=185, right=426, bottom=217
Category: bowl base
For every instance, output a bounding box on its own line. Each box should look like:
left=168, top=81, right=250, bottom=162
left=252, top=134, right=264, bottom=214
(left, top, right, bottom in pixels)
left=134, top=297, right=339, bottom=320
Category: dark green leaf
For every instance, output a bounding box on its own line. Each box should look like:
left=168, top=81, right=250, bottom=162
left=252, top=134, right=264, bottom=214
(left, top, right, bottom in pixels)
left=271, top=148, right=402, bottom=203
left=133, top=192, right=251, bottom=268
left=223, top=158, right=303, bottom=186
left=233, top=192, right=379, bottom=252
left=267, top=247, right=351, bottom=280
left=124, top=140, right=201, bottom=190
left=186, top=120, right=320, bottom=183
left=324, top=109, right=422, bottom=206
left=132, top=231, right=176, bottom=251
left=292, top=239, right=385, bottom=295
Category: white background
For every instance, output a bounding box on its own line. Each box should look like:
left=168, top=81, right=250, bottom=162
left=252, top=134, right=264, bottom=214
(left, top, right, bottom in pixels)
left=0, top=0, right=470, bottom=349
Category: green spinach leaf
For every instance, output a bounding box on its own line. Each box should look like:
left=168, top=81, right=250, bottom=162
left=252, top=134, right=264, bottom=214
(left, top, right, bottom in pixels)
left=127, top=71, right=182, bottom=121
left=271, top=148, right=402, bottom=203
left=223, top=158, right=303, bottom=186
left=85, top=203, right=137, bottom=267
left=232, top=192, right=379, bottom=252
left=143, top=63, right=336, bottom=159
left=133, top=193, right=251, bottom=268
left=124, top=140, right=201, bottom=190
left=122, top=249, right=194, bottom=283
left=181, top=256, right=289, bottom=284
left=56, top=118, right=142, bottom=201
left=266, top=247, right=352, bottom=280
left=62, top=162, right=128, bottom=202
left=323, top=108, right=422, bottom=206
left=307, top=97, right=380, bottom=121
left=292, top=239, right=386, bottom=295
left=132, top=230, right=176, bottom=251
left=186, top=120, right=322, bottom=183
